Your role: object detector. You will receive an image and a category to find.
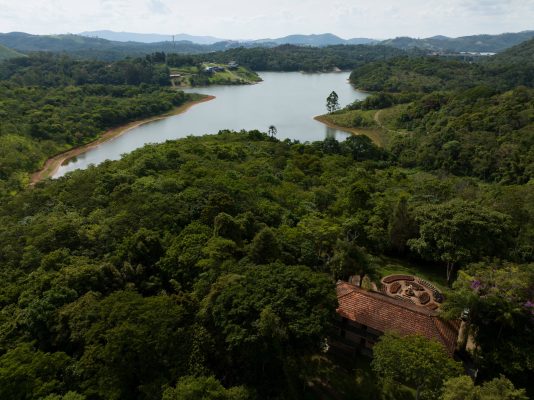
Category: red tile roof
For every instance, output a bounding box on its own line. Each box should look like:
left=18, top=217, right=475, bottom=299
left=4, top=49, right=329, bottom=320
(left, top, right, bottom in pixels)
left=336, top=281, right=459, bottom=354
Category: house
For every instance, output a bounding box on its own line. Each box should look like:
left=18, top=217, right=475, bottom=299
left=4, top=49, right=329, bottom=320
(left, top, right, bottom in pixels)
left=228, top=61, right=239, bottom=70
left=204, top=66, right=226, bottom=74
left=333, top=280, right=460, bottom=357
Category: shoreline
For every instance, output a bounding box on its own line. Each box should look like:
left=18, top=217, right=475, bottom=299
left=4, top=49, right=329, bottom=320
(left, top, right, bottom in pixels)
left=30, top=95, right=215, bottom=185
left=313, top=115, right=385, bottom=147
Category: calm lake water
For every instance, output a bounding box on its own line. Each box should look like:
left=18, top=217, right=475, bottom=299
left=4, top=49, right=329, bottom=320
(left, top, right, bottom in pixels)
left=54, top=72, right=368, bottom=177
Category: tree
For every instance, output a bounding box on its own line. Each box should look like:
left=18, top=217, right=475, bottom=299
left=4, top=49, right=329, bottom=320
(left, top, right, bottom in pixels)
left=408, top=200, right=512, bottom=284
left=388, top=195, right=417, bottom=254
left=441, top=375, right=527, bottom=400
left=0, top=343, right=72, bottom=400
left=249, top=227, right=280, bottom=264
left=329, top=239, right=374, bottom=282
left=342, top=134, right=384, bottom=161
left=441, top=263, right=534, bottom=387
left=371, top=333, right=463, bottom=400
left=162, top=376, right=250, bottom=400
left=268, top=125, right=277, bottom=138
left=66, top=290, right=195, bottom=400
left=326, top=91, right=339, bottom=113
left=200, top=264, right=336, bottom=388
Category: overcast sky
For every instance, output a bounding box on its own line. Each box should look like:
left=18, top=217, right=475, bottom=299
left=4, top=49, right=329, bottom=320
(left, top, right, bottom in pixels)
left=0, top=0, right=533, bottom=39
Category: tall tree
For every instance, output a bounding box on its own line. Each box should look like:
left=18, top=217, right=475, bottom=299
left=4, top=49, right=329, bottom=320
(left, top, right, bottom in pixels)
left=329, top=239, right=374, bottom=283
left=326, top=91, right=340, bottom=113
left=268, top=125, right=277, bottom=138
left=408, top=200, right=512, bottom=284
left=371, top=333, right=463, bottom=400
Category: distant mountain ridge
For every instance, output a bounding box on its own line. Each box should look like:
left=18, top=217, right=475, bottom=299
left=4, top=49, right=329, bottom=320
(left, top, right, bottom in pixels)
left=382, top=30, right=534, bottom=53
left=253, top=33, right=377, bottom=46
left=80, top=30, right=225, bottom=45
left=0, top=32, right=245, bottom=60
left=1, top=30, right=534, bottom=61
left=80, top=31, right=378, bottom=47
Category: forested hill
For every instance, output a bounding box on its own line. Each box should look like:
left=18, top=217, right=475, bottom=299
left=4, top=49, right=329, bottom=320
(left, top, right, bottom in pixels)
left=0, top=54, right=194, bottom=196
left=0, top=32, right=244, bottom=61
left=0, top=130, right=532, bottom=398
left=381, top=30, right=534, bottom=53
left=0, top=31, right=409, bottom=69
left=348, top=38, right=534, bottom=93
left=322, top=39, right=534, bottom=184
left=0, top=44, right=25, bottom=61
left=192, top=44, right=408, bottom=72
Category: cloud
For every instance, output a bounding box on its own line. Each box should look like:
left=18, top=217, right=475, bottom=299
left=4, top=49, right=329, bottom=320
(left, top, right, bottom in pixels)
left=147, top=0, right=170, bottom=15
left=461, top=0, right=512, bottom=16
left=0, top=0, right=533, bottom=39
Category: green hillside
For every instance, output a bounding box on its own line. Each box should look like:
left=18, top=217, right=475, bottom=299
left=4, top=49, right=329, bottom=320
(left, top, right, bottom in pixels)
left=0, top=44, right=24, bottom=60
left=381, top=30, right=534, bottom=53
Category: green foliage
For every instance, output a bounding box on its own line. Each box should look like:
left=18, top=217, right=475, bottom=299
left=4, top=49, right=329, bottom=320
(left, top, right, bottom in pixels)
left=249, top=227, right=280, bottom=264
left=43, top=392, right=86, bottom=400
left=390, top=87, right=534, bottom=183
left=0, top=53, right=203, bottom=197
left=349, top=57, right=483, bottom=93
left=329, top=240, right=374, bottom=281
left=0, top=44, right=25, bottom=61
left=0, top=343, right=72, bottom=400
left=343, top=45, right=534, bottom=184
left=442, top=263, right=534, bottom=386
left=441, top=375, right=528, bottom=400
left=162, top=376, right=250, bottom=400
left=372, top=333, right=463, bottom=400
left=0, top=53, right=171, bottom=86
left=326, top=90, right=339, bottom=113
left=195, top=44, right=407, bottom=72
left=0, top=131, right=531, bottom=398
left=64, top=290, right=196, bottom=399
left=408, top=200, right=513, bottom=282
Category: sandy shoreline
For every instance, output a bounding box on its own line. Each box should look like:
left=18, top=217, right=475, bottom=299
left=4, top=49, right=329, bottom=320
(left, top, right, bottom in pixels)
left=313, top=115, right=385, bottom=147
left=30, top=95, right=215, bottom=185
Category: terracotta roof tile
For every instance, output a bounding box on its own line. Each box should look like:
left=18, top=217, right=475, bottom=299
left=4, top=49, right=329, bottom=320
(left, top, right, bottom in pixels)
left=336, top=281, right=459, bottom=354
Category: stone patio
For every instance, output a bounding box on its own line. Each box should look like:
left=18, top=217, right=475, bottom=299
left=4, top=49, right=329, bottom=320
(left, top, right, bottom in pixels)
left=380, top=275, right=443, bottom=310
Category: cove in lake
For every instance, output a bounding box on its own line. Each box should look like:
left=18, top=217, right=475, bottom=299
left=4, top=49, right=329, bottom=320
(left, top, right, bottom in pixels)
left=54, top=72, right=368, bottom=177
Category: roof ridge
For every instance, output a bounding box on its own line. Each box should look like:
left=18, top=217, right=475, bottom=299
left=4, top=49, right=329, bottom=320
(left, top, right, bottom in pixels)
left=337, top=281, right=438, bottom=317
left=430, top=317, right=457, bottom=353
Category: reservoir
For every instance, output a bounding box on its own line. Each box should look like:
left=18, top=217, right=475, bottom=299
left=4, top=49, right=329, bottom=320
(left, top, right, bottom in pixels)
left=54, top=72, right=368, bottom=177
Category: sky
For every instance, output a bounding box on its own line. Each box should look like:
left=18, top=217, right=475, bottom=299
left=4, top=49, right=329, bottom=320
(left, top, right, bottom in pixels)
left=0, top=0, right=533, bottom=40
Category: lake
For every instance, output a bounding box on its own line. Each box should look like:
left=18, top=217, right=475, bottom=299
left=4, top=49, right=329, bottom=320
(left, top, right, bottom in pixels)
left=54, top=72, right=368, bottom=177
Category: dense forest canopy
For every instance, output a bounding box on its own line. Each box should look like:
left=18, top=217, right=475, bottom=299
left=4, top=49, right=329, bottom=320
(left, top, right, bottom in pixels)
left=320, top=39, right=534, bottom=184
left=0, top=53, right=193, bottom=196
left=187, top=44, right=409, bottom=72
left=0, top=131, right=532, bottom=399
left=0, top=33, right=533, bottom=399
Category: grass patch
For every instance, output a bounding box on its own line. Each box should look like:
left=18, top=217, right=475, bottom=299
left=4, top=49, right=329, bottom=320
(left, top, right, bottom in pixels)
left=375, top=104, right=411, bottom=132
left=208, top=66, right=262, bottom=85
left=324, top=109, right=378, bottom=129
left=372, top=255, right=448, bottom=290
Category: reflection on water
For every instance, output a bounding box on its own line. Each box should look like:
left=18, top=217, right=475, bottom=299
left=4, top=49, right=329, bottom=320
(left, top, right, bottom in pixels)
left=54, top=72, right=368, bottom=177
left=325, top=126, right=338, bottom=139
